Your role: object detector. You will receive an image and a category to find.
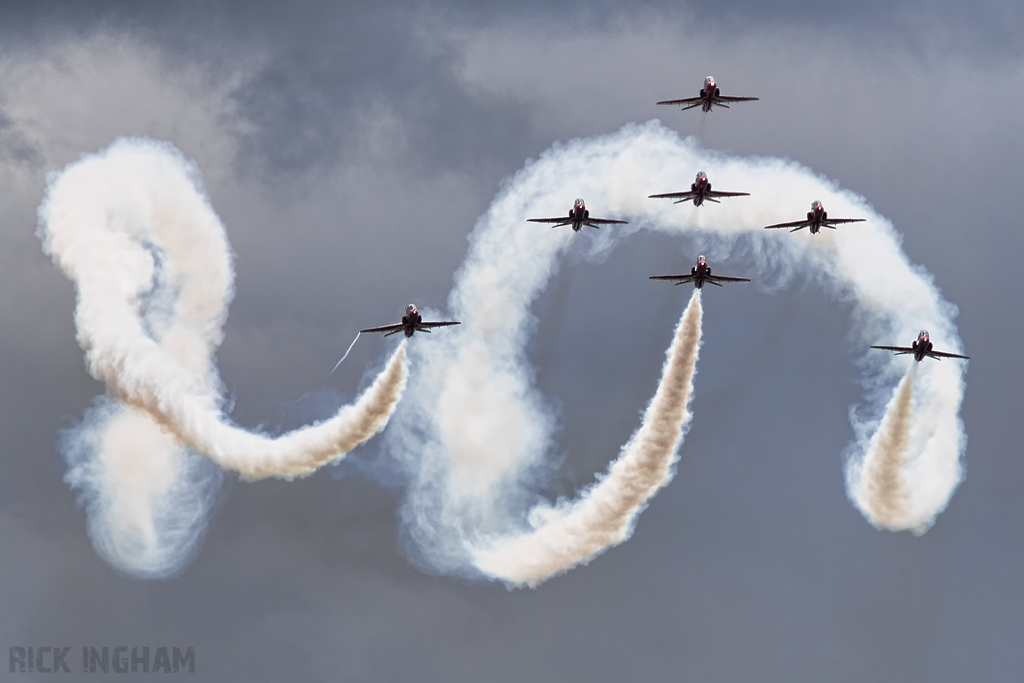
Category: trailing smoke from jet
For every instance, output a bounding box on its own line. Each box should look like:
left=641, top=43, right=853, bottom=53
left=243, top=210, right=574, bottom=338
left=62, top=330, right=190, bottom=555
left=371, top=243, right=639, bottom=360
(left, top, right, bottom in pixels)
left=39, top=139, right=408, bottom=577
left=386, top=121, right=967, bottom=583
left=473, top=290, right=702, bottom=587
left=851, top=364, right=916, bottom=528
left=41, top=123, right=966, bottom=581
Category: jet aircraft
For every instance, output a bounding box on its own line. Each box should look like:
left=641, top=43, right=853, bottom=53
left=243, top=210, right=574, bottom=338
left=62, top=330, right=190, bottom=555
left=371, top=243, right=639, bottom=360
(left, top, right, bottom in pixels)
left=649, top=255, right=751, bottom=289
left=527, top=198, right=628, bottom=232
left=361, top=304, right=460, bottom=338
left=871, top=330, right=970, bottom=362
left=657, top=76, right=758, bottom=112
left=763, top=201, right=865, bottom=234
left=649, top=171, right=750, bottom=206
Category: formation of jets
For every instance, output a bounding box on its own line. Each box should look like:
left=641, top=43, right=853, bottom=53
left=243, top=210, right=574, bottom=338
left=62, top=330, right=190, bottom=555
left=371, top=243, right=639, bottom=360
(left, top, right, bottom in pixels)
left=360, top=74, right=967, bottom=364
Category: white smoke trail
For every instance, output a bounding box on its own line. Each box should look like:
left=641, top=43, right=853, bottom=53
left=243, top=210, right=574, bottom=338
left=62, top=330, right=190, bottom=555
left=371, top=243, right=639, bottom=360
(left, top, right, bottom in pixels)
left=39, top=138, right=408, bottom=576
left=385, top=121, right=967, bottom=582
left=851, top=364, right=916, bottom=528
left=473, top=290, right=702, bottom=587
left=60, top=402, right=223, bottom=579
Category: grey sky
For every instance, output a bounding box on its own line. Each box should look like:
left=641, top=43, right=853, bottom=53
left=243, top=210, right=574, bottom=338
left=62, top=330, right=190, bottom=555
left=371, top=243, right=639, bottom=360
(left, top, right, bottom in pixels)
left=0, top=1, right=1021, bottom=680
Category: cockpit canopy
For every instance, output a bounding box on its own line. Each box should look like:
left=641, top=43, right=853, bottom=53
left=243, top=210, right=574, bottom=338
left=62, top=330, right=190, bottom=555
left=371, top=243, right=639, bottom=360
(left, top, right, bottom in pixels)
left=574, top=198, right=585, bottom=205
left=696, top=171, right=706, bottom=179
left=705, top=76, right=714, bottom=83
left=406, top=304, right=417, bottom=313
left=698, top=255, right=706, bottom=262
left=919, top=330, right=929, bottom=338
left=811, top=200, right=823, bottom=209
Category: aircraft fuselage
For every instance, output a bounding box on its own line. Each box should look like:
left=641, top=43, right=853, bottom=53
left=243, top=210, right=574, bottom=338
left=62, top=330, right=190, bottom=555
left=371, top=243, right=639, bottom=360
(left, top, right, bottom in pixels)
left=690, top=257, right=712, bottom=288
left=567, top=198, right=590, bottom=231
left=806, top=201, right=828, bottom=234
left=909, top=332, right=933, bottom=362
left=698, top=77, right=720, bottom=112
left=400, top=305, right=422, bottom=337
left=690, top=172, right=712, bottom=205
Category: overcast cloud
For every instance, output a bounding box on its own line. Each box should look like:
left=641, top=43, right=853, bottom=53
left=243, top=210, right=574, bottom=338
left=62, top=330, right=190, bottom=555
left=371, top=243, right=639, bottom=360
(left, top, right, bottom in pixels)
left=0, top=1, right=1021, bottom=680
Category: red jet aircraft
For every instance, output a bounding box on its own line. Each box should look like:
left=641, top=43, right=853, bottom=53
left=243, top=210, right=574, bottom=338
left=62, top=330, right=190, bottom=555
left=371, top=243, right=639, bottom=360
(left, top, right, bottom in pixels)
left=649, top=256, right=751, bottom=289
left=527, top=198, right=628, bottom=232
left=649, top=171, right=750, bottom=206
left=657, top=76, right=758, bottom=112
left=361, top=304, right=460, bottom=338
left=871, top=330, right=970, bottom=362
left=764, top=201, right=865, bottom=234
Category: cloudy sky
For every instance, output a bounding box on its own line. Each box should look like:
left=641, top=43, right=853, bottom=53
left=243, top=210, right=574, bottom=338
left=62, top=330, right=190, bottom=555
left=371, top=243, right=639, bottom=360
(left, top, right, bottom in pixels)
left=1, top=1, right=1022, bottom=680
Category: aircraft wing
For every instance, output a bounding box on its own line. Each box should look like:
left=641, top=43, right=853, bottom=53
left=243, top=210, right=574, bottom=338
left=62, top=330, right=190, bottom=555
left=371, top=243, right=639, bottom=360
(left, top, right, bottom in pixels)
left=707, top=190, right=750, bottom=198
left=716, top=96, right=759, bottom=102
left=657, top=96, right=702, bottom=107
left=584, top=218, right=628, bottom=228
left=649, top=274, right=694, bottom=284
left=527, top=218, right=573, bottom=227
left=360, top=323, right=405, bottom=335
left=823, top=218, right=866, bottom=226
left=707, top=274, right=751, bottom=283
left=764, top=219, right=811, bottom=231
left=417, top=321, right=461, bottom=331
left=870, top=345, right=915, bottom=354
left=649, top=190, right=696, bottom=201
left=929, top=349, right=970, bottom=360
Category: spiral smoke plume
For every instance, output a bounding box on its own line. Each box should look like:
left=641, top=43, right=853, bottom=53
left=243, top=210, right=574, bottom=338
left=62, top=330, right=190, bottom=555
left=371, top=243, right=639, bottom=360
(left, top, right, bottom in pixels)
left=39, top=139, right=408, bottom=577
left=39, top=123, right=966, bottom=582
left=386, top=121, right=967, bottom=586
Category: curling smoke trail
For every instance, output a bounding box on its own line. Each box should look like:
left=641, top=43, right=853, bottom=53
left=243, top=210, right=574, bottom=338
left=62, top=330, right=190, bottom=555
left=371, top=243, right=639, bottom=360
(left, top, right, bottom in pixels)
left=385, top=121, right=967, bottom=584
left=853, top=364, right=916, bottom=528
left=473, top=291, right=702, bottom=587
left=40, top=139, right=408, bottom=576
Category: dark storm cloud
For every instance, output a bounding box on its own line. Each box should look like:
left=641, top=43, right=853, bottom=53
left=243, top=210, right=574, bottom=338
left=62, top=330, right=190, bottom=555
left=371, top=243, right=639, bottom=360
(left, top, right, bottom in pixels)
left=215, top=0, right=1024, bottom=176
left=2, top=0, right=1015, bottom=185
left=0, top=0, right=533, bottom=175
left=6, top=0, right=1013, bottom=179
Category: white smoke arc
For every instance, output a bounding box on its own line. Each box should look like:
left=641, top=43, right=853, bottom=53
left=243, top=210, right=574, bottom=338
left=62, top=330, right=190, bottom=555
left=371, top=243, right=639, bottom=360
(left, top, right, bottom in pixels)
left=473, top=290, right=702, bottom=587
left=39, top=138, right=408, bottom=576
left=851, top=364, right=916, bottom=528
left=60, top=403, right=223, bottom=579
left=385, top=121, right=967, bottom=581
